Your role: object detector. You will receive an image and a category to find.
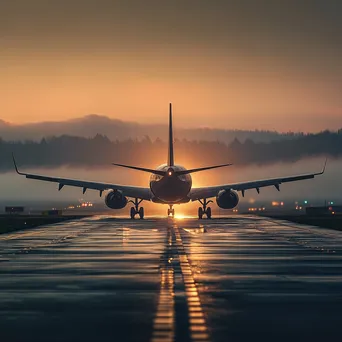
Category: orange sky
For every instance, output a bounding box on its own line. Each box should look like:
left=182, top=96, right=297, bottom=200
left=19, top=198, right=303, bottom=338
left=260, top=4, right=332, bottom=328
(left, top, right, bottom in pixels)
left=1, top=1, right=341, bottom=132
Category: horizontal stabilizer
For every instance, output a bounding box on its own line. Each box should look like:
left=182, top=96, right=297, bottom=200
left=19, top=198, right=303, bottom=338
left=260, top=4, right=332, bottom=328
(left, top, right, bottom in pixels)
left=176, top=163, right=233, bottom=175
left=113, top=162, right=233, bottom=176
left=112, top=163, right=166, bottom=176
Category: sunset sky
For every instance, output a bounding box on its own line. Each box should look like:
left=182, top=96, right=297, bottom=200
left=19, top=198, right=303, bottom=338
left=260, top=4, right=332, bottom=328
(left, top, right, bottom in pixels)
left=1, top=0, right=341, bottom=132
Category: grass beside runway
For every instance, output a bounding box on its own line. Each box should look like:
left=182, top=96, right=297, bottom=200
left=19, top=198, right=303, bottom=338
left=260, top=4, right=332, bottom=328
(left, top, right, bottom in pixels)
left=0, top=215, right=90, bottom=234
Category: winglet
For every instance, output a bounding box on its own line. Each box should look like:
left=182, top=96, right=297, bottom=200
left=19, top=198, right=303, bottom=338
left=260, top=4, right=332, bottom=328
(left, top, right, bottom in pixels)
left=320, top=158, right=328, bottom=175
left=12, top=153, right=25, bottom=175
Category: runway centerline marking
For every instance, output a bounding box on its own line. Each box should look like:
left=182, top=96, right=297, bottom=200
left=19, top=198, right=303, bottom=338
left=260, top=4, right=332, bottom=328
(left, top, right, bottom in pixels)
left=151, top=227, right=175, bottom=342
left=173, top=224, right=210, bottom=342
left=151, top=222, right=210, bottom=342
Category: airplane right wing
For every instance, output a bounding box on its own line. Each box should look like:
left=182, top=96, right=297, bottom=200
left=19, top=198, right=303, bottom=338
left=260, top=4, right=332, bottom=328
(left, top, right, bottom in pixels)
left=189, top=160, right=327, bottom=201
left=13, top=155, right=152, bottom=200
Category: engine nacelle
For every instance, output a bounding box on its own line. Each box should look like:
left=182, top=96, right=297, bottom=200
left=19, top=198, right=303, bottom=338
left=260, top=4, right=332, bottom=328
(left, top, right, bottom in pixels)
left=105, top=190, right=128, bottom=209
left=216, top=189, right=239, bottom=209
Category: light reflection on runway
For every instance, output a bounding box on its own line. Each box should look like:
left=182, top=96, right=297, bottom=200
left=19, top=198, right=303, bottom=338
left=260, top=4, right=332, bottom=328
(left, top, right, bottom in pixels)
left=151, top=227, right=175, bottom=342
left=173, top=224, right=209, bottom=342
left=1, top=215, right=342, bottom=342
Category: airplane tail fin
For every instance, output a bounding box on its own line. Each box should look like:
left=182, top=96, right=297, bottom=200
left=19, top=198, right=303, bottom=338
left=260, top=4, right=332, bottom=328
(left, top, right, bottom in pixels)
left=112, top=103, right=233, bottom=176
left=168, top=103, right=174, bottom=166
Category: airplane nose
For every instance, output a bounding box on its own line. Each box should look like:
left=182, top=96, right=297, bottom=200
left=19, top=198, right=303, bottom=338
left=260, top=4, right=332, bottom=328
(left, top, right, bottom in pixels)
left=167, top=168, right=174, bottom=176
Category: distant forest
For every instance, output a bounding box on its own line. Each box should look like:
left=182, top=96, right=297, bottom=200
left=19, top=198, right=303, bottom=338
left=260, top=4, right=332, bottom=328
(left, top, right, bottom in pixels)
left=0, top=129, right=341, bottom=172
left=0, top=114, right=318, bottom=143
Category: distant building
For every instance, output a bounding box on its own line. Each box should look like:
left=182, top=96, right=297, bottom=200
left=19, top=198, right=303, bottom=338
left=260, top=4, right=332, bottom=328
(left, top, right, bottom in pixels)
left=306, top=206, right=342, bottom=216
left=5, top=206, right=25, bottom=215
left=41, top=210, right=62, bottom=216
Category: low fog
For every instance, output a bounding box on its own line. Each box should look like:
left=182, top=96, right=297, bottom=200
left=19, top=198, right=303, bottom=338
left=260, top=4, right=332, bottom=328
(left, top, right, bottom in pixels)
left=1, top=157, right=340, bottom=211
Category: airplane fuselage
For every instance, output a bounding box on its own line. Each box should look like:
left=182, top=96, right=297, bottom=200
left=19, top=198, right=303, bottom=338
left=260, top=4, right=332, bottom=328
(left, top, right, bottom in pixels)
left=150, top=164, right=192, bottom=204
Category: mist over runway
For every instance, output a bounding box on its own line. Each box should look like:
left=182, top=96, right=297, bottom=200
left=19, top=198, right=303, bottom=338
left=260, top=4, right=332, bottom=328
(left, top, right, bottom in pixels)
left=1, top=216, right=342, bottom=342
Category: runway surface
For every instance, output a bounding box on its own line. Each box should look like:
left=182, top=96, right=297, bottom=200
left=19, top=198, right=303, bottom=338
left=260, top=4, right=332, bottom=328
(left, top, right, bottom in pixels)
left=1, top=215, right=342, bottom=342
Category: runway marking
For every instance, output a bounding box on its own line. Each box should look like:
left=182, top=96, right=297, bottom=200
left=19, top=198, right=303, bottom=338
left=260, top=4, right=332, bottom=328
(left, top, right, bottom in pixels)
left=264, top=217, right=342, bottom=239
left=253, top=218, right=339, bottom=254
left=151, top=227, right=175, bottom=342
left=173, top=225, right=210, bottom=342
left=0, top=229, right=45, bottom=241
left=151, top=223, right=210, bottom=342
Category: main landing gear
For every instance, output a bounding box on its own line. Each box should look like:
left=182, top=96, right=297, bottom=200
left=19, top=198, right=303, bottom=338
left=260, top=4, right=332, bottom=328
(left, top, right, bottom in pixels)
left=129, top=198, right=144, bottom=219
left=198, top=199, right=213, bottom=219
left=167, top=205, right=175, bottom=218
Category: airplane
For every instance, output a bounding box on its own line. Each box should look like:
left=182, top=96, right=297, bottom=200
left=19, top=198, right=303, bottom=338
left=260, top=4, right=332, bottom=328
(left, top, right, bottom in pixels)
left=12, top=103, right=326, bottom=219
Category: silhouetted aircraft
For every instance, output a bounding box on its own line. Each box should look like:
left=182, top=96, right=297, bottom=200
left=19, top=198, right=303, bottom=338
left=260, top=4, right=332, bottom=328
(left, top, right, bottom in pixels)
left=12, top=104, right=326, bottom=219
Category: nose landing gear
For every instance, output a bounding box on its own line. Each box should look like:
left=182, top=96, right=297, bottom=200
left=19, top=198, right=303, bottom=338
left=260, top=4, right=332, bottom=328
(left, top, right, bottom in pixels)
left=129, top=198, right=144, bottom=219
left=167, top=205, right=175, bottom=218
left=198, top=199, right=213, bottom=219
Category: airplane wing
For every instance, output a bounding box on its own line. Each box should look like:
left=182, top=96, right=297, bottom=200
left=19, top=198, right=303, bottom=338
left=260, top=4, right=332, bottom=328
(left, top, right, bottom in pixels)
left=13, top=156, right=152, bottom=200
left=189, top=161, right=327, bottom=201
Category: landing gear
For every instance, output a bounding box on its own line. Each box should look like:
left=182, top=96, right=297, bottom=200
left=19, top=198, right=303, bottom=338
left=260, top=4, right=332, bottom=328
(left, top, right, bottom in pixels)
left=130, top=207, right=136, bottom=219
left=167, top=205, right=175, bottom=218
left=138, top=207, right=144, bottom=219
left=198, top=207, right=203, bottom=219
left=198, top=199, right=213, bottom=219
left=206, top=207, right=212, bottom=219
left=128, top=198, right=144, bottom=219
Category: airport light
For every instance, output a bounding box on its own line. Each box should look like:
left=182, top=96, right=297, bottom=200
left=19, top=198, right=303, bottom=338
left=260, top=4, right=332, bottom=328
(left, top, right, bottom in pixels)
left=304, top=200, right=308, bottom=204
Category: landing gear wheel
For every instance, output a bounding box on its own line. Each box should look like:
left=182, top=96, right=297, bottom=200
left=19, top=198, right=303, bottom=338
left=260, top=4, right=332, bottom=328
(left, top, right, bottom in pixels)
left=206, top=207, right=212, bottom=219
left=167, top=207, right=175, bottom=218
left=198, top=199, right=213, bottom=219
left=130, top=207, right=136, bottom=219
left=128, top=198, right=144, bottom=219
left=198, top=207, right=203, bottom=219
left=139, top=207, right=144, bottom=219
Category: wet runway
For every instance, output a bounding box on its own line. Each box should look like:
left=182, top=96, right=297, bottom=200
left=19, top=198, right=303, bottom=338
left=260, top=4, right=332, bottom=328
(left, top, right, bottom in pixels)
left=1, top=215, right=342, bottom=342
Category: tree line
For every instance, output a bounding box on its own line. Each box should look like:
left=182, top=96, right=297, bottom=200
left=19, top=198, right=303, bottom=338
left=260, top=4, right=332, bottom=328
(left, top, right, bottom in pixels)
left=0, top=130, right=341, bottom=172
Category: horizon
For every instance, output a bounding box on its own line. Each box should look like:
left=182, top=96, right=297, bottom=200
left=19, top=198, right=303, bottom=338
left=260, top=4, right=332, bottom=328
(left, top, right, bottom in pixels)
left=1, top=1, right=341, bottom=131
left=1, top=112, right=341, bottom=134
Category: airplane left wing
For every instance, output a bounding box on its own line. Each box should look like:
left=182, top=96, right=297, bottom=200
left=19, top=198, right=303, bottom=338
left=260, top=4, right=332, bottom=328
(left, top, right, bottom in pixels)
left=13, top=156, right=152, bottom=200
left=189, top=161, right=326, bottom=201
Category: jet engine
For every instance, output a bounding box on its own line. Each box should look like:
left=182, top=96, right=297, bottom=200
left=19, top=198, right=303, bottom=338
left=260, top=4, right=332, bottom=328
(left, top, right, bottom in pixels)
left=216, top=189, right=239, bottom=209
left=105, top=190, right=128, bottom=209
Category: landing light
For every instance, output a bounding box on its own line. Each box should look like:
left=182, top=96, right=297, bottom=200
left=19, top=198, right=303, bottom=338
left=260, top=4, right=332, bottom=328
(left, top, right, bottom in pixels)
left=168, top=171, right=172, bottom=176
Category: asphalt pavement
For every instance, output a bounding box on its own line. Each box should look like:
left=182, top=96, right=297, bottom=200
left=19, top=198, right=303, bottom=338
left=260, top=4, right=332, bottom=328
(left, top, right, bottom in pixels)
left=1, top=215, right=342, bottom=342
